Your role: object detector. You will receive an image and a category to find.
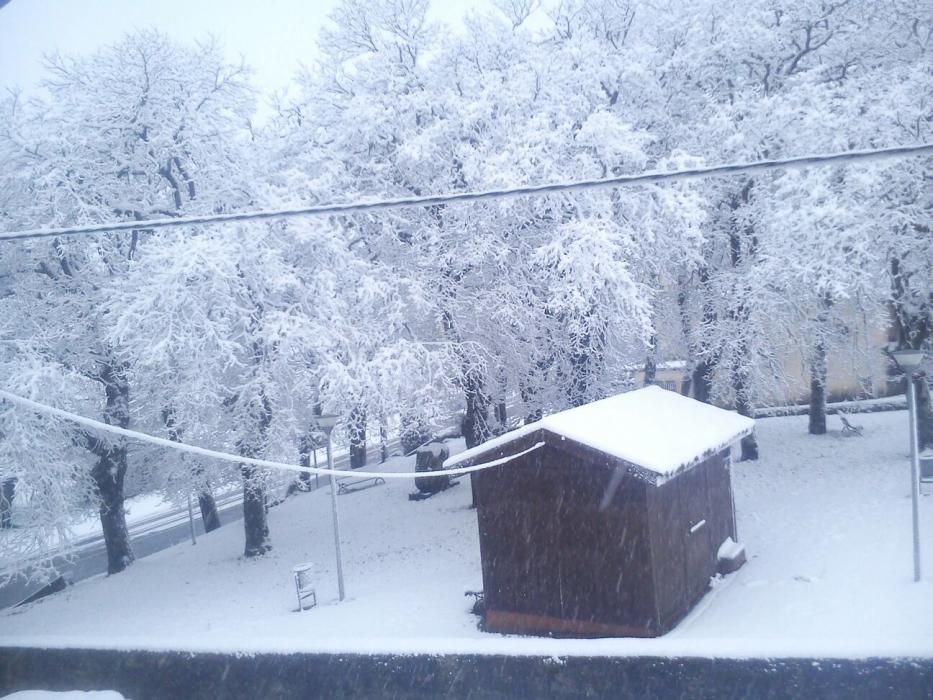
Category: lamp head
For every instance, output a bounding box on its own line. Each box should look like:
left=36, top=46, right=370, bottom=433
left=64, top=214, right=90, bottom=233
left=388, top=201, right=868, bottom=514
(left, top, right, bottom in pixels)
left=892, top=349, right=927, bottom=373
left=314, top=413, right=340, bottom=434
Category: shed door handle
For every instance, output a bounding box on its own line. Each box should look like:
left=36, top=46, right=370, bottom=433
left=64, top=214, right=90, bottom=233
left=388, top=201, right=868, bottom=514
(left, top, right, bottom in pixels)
left=689, top=519, right=706, bottom=534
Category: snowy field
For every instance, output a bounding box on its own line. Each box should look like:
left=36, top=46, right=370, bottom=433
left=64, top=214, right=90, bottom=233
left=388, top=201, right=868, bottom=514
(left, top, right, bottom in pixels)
left=1, top=411, right=931, bottom=659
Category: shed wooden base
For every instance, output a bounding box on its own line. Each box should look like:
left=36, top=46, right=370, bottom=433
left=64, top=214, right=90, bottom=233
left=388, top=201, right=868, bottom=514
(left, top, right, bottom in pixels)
left=485, top=609, right=658, bottom=639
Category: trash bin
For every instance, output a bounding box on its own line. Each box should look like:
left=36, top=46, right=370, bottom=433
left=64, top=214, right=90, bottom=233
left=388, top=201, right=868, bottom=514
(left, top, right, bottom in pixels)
left=414, top=442, right=451, bottom=494
left=292, top=562, right=317, bottom=611
left=920, top=449, right=933, bottom=482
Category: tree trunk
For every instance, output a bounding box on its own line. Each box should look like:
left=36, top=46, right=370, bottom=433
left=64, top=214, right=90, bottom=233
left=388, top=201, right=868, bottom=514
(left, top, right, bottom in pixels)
left=567, top=315, right=607, bottom=407
left=236, top=370, right=273, bottom=557
left=678, top=274, right=717, bottom=402
left=732, top=357, right=759, bottom=461
left=297, top=442, right=321, bottom=491
left=162, top=406, right=221, bottom=532
left=735, top=403, right=759, bottom=460
left=680, top=375, right=693, bottom=397
left=462, top=369, right=492, bottom=449
left=915, top=372, right=933, bottom=453
left=808, top=294, right=833, bottom=436
left=349, top=405, right=367, bottom=469
left=241, top=465, right=270, bottom=557
left=93, top=444, right=134, bottom=574
left=299, top=404, right=324, bottom=488
left=692, top=360, right=714, bottom=403
left=495, top=400, right=507, bottom=431
left=298, top=431, right=315, bottom=489
left=643, top=335, right=657, bottom=386
left=462, top=368, right=491, bottom=510
left=380, top=424, right=389, bottom=463
left=808, top=338, right=828, bottom=435
left=90, top=360, right=134, bottom=574
left=888, top=254, right=932, bottom=452
left=298, top=438, right=311, bottom=489
left=568, top=340, right=591, bottom=408
left=643, top=356, right=657, bottom=386
left=0, top=478, right=16, bottom=529
left=198, top=491, right=221, bottom=532
left=727, top=180, right=758, bottom=461
left=737, top=416, right=759, bottom=460
left=494, top=365, right=508, bottom=434
left=519, top=378, right=544, bottom=425
left=439, top=299, right=491, bottom=448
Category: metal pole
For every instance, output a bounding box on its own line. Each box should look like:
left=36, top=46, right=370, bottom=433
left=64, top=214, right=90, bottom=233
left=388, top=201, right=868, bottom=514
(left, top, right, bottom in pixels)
left=907, top=376, right=922, bottom=582
left=326, top=431, right=346, bottom=600
left=186, top=493, right=197, bottom=545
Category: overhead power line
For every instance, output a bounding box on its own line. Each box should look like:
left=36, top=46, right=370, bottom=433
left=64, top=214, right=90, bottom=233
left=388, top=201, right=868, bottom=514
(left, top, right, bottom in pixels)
left=0, top=388, right=542, bottom=479
left=1, top=143, right=931, bottom=243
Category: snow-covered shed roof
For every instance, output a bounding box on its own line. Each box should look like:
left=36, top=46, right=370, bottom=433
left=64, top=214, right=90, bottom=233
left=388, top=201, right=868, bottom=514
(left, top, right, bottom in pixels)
left=444, top=386, right=755, bottom=479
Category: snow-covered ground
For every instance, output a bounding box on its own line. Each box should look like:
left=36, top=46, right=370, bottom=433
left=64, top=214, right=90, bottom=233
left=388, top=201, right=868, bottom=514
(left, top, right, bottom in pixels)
left=1, top=411, right=931, bottom=659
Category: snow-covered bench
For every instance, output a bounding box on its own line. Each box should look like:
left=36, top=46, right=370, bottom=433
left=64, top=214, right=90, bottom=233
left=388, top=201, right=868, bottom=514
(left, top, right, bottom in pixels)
left=337, top=476, right=385, bottom=495
left=839, top=414, right=863, bottom=436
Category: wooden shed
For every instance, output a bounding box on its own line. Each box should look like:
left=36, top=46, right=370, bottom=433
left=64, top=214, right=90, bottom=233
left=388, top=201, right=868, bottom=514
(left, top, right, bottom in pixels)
left=445, top=386, right=754, bottom=638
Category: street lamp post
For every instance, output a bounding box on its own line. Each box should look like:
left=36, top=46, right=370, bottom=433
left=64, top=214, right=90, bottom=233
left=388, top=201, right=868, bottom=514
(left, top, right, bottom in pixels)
left=891, top=349, right=926, bottom=583
left=186, top=493, right=197, bottom=546
left=315, top=413, right=345, bottom=601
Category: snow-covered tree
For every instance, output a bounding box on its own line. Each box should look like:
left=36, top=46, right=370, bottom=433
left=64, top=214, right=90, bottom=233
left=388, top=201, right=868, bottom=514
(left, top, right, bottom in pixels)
left=0, top=31, right=256, bottom=570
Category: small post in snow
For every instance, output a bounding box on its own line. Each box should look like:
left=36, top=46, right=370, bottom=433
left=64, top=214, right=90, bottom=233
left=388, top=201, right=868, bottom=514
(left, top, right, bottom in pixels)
left=315, top=413, right=345, bottom=601
left=891, top=349, right=926, bottom=583
left=187, top=493, right=197, bottom=545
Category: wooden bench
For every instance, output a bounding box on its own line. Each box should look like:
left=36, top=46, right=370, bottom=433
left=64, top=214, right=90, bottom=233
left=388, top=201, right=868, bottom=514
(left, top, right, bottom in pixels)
left=337, top=476, right=386, bottom=495
left=839, top=414, right=863, bottom=437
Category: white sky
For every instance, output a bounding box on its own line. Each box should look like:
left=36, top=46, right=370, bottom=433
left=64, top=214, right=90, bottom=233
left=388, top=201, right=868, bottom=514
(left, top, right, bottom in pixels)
left=0, top=0, right=496, bottom=109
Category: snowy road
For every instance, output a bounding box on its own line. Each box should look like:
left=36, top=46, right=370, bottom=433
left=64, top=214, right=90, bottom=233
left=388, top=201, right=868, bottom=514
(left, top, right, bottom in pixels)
left=0, top=492, right=247, bottom=610
left=0, top=439, right=397, bottom=610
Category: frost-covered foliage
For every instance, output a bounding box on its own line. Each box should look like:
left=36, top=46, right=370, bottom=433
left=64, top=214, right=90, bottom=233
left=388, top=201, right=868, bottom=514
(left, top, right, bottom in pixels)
left=0, top=360, right=98, bottom=584
left=1, top=1, right=930, bottom=573
left=0, top=31, right=261, bottom=572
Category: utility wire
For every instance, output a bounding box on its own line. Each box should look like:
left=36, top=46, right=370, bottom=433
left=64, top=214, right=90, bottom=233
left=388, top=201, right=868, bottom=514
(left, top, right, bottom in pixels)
left=0, top=388, right=543, bottom=479
left=1, top=143, right=931, bottom=243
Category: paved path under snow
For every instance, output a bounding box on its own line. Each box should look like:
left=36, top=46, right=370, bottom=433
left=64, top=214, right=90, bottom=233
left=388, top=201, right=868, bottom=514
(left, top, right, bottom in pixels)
left=0, top=440, right=396, bottom=610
